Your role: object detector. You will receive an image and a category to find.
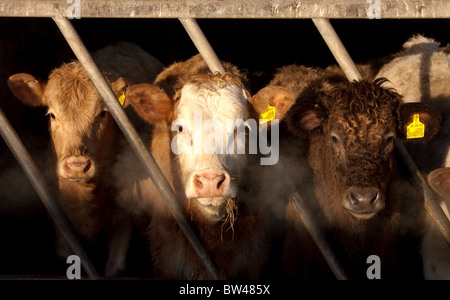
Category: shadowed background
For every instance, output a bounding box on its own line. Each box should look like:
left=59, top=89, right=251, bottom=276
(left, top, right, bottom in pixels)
left=0, top=17, right=448, bottom=277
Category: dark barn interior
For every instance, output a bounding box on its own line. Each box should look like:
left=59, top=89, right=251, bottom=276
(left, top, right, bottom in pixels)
left=0, top=13, right=449, bottom=279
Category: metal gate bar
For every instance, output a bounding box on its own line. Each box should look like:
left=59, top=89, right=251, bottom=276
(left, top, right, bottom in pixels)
left=0, top=4, right=447, bottom=280
left=179, top=18, right=226, bottom=73
left=0, top=106, right=101, bottom=279
left=396, top=141, right=450, bottom=248
left=1, top=0, right=449, bottom=19
left=289, top=191, right=349, bottom=280
left=313, top=17, right=450, bottom=248
left=312, top=18, right=362, bottom=82
left=52, top=16, right=219, bottom=280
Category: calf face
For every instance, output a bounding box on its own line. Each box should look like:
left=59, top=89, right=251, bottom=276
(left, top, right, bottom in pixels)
left=255, top=79, right=441, bottom=221
left=127, top=72, right=291, bottom=221
left=8, top=62, right=126, bottom=182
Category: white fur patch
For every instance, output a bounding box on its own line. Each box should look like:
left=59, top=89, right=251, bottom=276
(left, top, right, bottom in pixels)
left=174, top=82, right=249, bottom=218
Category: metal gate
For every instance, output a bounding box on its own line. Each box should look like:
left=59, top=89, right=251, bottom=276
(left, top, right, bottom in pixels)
left=0, top=0, right=449, bottom=280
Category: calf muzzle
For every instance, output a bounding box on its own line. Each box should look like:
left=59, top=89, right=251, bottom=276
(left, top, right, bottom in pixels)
left=60, top=156, right=95, bottom=181
left=343, top=186, right=385, bottom=219
left=193, top=172, right=228, bottom=198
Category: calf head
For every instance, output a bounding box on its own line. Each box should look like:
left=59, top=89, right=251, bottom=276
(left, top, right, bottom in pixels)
left=8, top=62, right=127, bottom=182
left=258, top=79, right=441, bottom=220
left=126, top=72, right=291, bottom=222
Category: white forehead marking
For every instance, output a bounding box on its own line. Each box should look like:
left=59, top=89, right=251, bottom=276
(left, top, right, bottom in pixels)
left=176, top=83, right=248, bottom=121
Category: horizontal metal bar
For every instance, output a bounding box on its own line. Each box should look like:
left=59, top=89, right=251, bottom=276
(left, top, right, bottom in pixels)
left=0, top=0, right=449, bottom=19
left=179, top=17, right=225, bottom=74
left=52, top=16, right=219, bottom=280
left=0, top=106, right=101, bottom=279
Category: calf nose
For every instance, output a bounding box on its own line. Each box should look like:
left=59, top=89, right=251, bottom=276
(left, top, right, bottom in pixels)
left=345, top=187, right=384, bottom=213
left=193, top=172, right=228, bottom=198
left=60, top=156, right=94, bottom=180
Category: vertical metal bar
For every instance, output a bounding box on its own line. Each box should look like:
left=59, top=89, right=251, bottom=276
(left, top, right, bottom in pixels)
left=396, top=141, right=450, bottom=247
left=272, top=150, right=349, bottom=280
left=289, top=192, right=349, bottom=280
left=52, top=16, right=219, bottom=280
left=0, top=106, right=101, bottom=279
left=314, top=17, right=450, bottom=247
left=312, top=18, right=363, bottom=82
left=179, top=17, right=226, bottom=74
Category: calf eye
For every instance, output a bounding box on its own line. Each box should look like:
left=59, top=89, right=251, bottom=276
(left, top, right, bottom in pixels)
left=330, top=135, right=339, bottom=144
left=48, top=113, right=56, bottom=120
left=177, top=125, right=183, bottom=133
left=98, top=110, right=107, bottom=119
left=384, top=135, right=395, bottom=149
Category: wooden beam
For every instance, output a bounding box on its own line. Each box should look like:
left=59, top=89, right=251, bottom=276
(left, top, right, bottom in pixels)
left=0, top=0, right=449, bottom=19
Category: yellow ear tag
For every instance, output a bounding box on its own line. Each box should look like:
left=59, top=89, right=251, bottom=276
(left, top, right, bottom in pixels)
left=118, top=92, right=126, bottom=107
left=406, top=114, right=425, bottom=139
left=259, top=104, right=276, bottom=124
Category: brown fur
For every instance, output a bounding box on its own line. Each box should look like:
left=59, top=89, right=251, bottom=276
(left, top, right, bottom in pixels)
left=272, top=64, right=440, bottom=279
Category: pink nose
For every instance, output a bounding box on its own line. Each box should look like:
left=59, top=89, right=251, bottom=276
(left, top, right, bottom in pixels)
left=60, top=156, right=94, bottom=180
left=193, top=173, right=228, bottom=198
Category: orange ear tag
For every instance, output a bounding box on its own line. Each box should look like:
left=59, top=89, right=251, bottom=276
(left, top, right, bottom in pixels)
left=260, top=104, right=276, bottom=124
left=406, top=114, right=425, bottom=139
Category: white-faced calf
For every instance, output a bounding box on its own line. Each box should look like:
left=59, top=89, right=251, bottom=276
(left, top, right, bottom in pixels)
left=119, top=54, right=292, bottom=279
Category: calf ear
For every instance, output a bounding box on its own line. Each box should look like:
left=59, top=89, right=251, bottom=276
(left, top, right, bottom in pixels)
left=428, top=167, right=450, bottom=200
left=398, top=102, right=442, bottom=142
left=250, top=86, right=295, bottom=122
left=125, top=83, right=173, bottom=124
left=284, top=92, right=325, bottom=139
left=8, top=73, right=46, bottom=107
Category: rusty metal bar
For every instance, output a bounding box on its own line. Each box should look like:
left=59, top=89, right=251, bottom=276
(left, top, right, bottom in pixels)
left=312, top=18, right=362, bottom=82
left=1, top=0, right=450, bottom=19
left=52, top=16, right=219, bottom=280
left=179, top=17, right=226, bottom=73
left=314, top=17, right=450, bottom=247
left=0, top=106, right=101, bottom=279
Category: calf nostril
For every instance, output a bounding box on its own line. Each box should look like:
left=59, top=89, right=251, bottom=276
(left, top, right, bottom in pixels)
left=370, top=193, right=379, bottom=204
left=349, top=192, right=360, bottom=206
left=216, top=175, right=226, bottom=189
left=194, top=176, right=204, bottom=190
left=83, top=160, right=92, bottom=174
